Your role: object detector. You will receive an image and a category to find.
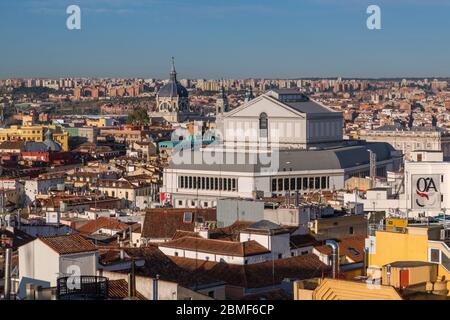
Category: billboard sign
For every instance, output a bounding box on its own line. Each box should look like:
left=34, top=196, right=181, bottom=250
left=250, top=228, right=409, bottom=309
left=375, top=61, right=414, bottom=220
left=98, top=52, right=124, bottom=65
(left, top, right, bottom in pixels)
left=412, top=175, right=441, bottom=209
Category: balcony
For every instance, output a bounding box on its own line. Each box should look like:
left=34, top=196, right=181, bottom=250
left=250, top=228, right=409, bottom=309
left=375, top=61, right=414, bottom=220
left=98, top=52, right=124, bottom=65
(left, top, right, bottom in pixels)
left=56, top=276, right=109, bottom=300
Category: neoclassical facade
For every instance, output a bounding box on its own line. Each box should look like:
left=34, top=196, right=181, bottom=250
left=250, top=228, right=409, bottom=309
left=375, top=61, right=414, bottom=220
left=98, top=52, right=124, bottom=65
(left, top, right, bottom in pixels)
left=160, top=88, right=402, bottom=208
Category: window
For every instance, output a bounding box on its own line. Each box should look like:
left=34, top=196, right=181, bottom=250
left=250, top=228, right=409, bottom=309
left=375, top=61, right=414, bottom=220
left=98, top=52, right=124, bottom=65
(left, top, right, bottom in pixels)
left=278, top=179, right=283, bottom=191
left=303, top=177, right=308, bottom=190
left=214, top=178, right=218, bottom=190
left=349, top=226, right=354, bottom=235
left=272, top=179, right=277, bottom=192
left=204, top=202, right=208, bottom=208
left=178, top=200, right=183, bottom=206
left=321, top=176, right=327, bottom=189
left=188, top=176, right=192, bottom=189
left=259, top=113, right=268, bottom=138
left=309, top=177, right=314, bottom=189
left=290, top=178, right=295, bottom=190
left=232, top=179, right=236, bottom=191
left=180, top=176, right=184, bottom=188
left=174, top=252, right=179, bottom=257
left=430, top=249, right=440, bottom=263
left=278, top=253, right=282, bottom=259
left=206, top=177, right=210, bottom=189
left=284, top=178, right=289, bottom=191
left=315, top=177, right=320, bottom=189
left=297, top=178, right=302, bottom=190
left=201, top=177, right=205, bottom=189
left=183, top=211, right=193, bottom=223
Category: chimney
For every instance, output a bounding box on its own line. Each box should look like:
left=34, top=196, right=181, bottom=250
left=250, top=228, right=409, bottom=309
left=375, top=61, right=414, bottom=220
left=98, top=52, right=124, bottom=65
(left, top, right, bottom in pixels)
left=153, top=274, right=160, bottom=301
left=4, top=248, right=12, bottom=300
left=325, top=240, right=340, bottom=279
left=127, top=259, right=136, bottom=298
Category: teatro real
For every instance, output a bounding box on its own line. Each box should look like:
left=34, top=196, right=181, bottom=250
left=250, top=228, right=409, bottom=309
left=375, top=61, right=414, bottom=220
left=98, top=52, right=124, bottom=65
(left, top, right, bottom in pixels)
left=160, top=88, right=402, bottom=208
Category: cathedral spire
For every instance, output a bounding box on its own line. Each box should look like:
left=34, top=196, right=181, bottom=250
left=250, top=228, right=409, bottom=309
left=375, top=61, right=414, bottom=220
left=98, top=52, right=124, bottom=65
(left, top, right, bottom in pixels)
left=170, top=56, right=177, bottom=81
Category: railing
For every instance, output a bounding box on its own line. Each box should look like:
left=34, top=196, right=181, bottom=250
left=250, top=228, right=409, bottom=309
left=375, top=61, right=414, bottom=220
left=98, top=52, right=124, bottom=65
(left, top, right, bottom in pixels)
left=368, top=224, right=407, bottom=236
left=56, top=276, right=109, bottom=300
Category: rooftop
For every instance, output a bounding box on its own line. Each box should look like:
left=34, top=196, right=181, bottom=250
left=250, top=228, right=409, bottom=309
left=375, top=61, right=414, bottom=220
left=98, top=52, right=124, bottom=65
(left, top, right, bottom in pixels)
left=39, top=234, right=97, bottom=255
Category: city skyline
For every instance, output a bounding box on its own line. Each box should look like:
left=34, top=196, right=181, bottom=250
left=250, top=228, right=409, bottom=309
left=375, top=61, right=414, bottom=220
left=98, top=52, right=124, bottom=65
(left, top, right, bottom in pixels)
left=2, top=0, right=450, bottom=79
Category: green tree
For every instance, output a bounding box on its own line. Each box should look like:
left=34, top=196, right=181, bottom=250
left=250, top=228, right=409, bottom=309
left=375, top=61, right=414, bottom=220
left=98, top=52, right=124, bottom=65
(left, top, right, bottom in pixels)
left=127, top=108, right=150, bottom=125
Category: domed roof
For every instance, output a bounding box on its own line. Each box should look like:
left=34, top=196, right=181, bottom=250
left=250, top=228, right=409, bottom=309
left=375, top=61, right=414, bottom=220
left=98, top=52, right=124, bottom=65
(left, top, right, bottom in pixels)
left=43, top=129, right=62, bottom=152
left=158, top=80, right=188, bottom=98
left=158, top=57, right=188, bottom=98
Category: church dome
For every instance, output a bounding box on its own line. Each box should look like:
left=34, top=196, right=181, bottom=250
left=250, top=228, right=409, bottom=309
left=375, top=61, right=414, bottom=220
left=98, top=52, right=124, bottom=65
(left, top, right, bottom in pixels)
left=43, top=128, right=62, bottom=152
left=158, top=80, right=188, bottom=98
left=158, top=57, right=188, bottom=98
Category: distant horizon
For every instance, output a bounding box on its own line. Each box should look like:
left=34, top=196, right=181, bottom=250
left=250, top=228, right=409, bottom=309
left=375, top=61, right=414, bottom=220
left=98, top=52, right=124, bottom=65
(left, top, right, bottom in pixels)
left=3, top=75, right=450, bottom=81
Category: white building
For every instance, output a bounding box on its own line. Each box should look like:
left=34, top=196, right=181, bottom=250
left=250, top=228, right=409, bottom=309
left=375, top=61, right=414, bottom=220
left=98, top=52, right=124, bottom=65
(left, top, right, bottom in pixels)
left=24, top=177, right=64, bottom=206
left=343, top=150, right=450, bottom=218
left=158, top=220, right=315, bottom=265
left=161, top=89, right=402, bottom=208
left=360, top=125, right=450, bottom=161
left=18, top=234, right=98, bottom=298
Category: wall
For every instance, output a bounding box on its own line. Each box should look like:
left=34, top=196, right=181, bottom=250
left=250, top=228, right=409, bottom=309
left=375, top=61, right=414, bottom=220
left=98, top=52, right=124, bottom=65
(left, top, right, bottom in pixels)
left=217, top=198, right=264, bottom=227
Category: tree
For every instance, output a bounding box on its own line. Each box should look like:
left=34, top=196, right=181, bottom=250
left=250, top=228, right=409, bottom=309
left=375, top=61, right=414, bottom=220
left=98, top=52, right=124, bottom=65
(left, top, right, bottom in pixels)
left=127, top=108, right=150, bottom=125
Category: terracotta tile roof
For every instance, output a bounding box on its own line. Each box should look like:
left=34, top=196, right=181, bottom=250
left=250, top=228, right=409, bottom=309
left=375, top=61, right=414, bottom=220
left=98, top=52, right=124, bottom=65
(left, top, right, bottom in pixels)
left=141, top=208, right=216, bottom=239
left=108, top=279, right=146, bottom=300
left=130, top=245, right=220, bottom=288
left=170, top=254, right=330, bottom=289
left=172, top=230, right=200, bottom=240
left=290, top=234, right=319, bottom=249
left=209, top=221, right=255, bottom=241
left=76, top=217, right=134, bottom=235
left=314, top=235, right=366, bottom=263
left=0, top=141, right=25, bottom=150
left=39, top=234, right=97, bottom=255
left=159, top=236, right=270, bottom=257
left=98, top=247, right=148, bottom=265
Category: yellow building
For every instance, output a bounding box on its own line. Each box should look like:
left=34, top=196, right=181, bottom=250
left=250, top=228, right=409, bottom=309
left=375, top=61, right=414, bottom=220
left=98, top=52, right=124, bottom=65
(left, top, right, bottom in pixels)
left=0, top=125, right=69, bottom=151
left=294, top=278, right=403, bottom=300
left=367, top=223, right=450, bottom=294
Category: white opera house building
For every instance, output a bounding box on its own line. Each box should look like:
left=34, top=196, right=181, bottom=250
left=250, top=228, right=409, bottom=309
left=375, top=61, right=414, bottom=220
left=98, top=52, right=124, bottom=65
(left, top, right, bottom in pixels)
left=160, top=89, right=402, bottom=208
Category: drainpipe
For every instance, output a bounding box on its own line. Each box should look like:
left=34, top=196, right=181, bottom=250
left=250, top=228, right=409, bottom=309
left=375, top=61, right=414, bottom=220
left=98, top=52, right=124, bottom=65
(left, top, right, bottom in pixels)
left=325, top=240, right=339, bottom=279
left=4, top=247, right=12, bottom=300
left=386, top=264, right=391, bottom=286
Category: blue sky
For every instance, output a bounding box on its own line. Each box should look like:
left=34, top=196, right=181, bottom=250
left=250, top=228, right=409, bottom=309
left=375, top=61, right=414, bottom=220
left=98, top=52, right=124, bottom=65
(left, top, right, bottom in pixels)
left=1, top=0, right=450, bottom=78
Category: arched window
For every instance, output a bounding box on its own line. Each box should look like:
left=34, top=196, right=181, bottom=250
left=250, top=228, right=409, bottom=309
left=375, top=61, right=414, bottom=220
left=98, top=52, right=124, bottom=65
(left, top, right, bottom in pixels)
left=259, top=112, right=268, bottom=138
